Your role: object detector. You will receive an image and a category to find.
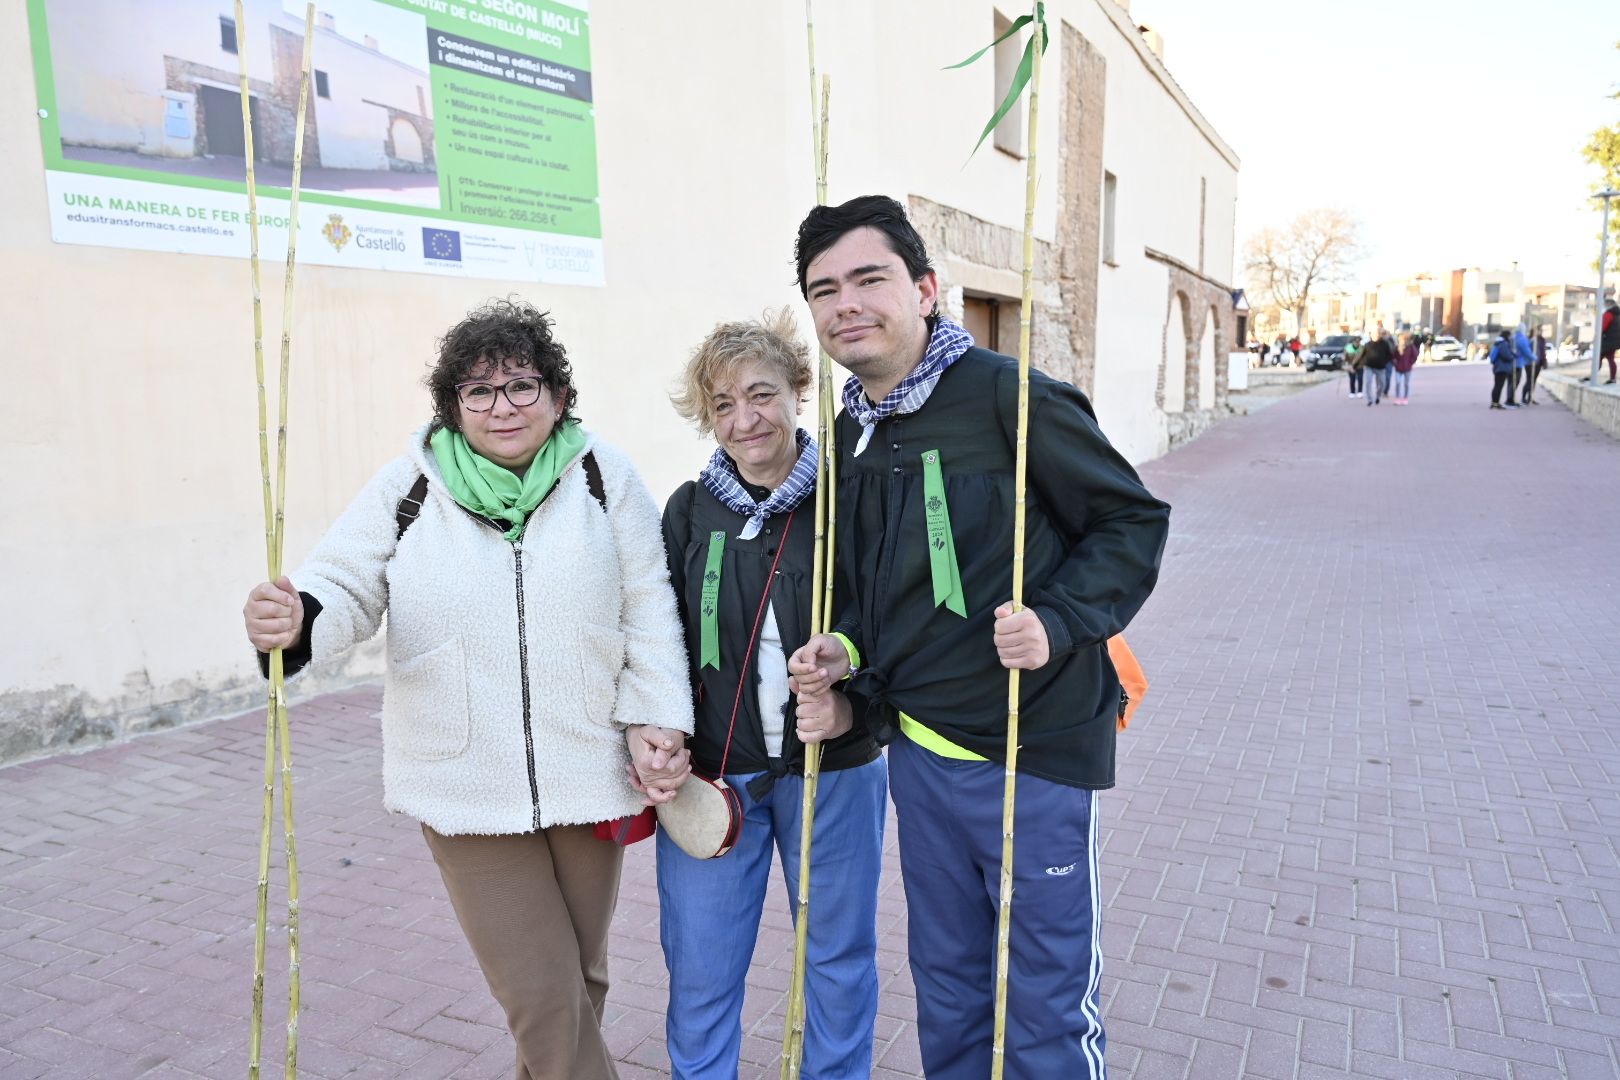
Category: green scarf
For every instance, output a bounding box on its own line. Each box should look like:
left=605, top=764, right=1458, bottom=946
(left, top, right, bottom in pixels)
left=429, top=422, right=588, bottom=541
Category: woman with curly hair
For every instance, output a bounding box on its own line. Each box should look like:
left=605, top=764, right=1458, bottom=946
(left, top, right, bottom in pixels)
left=243, top=298, right=692, bottom=1080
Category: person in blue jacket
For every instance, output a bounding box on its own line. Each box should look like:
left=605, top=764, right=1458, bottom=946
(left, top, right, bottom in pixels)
left=1488, top=330, right=1519, bottom=409
left=1514, top=326, right=1540, bottom=405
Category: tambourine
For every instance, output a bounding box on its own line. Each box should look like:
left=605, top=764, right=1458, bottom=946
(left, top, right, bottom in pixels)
left=656, top=774, right=743, bottom=860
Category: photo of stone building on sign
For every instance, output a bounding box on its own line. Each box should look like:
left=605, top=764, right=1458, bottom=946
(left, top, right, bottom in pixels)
left=43, top=0, right=439, bottom=208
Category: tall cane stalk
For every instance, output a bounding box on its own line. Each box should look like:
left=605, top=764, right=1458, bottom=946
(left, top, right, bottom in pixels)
left=241, top=4, right=316, bottom=1076
left=275, top=9, right=316, bottom=1076
left=238, top=4, right=273, bottom=1072
left=780, top=20, right=834, bottom=1074
left=990, top=5, right=1043, bottom=1077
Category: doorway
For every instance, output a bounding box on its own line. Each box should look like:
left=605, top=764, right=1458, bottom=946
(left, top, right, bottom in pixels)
left=198, top=85, right=264, bottom=159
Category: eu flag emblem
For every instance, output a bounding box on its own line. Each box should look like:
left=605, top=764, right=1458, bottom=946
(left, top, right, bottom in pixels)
left=422, top=227, right=462, bottom=262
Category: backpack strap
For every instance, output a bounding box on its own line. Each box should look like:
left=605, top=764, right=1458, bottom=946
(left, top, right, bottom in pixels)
left=582, top=450, right=608, bottom=513
left=395, top=473, right=430, bottom=540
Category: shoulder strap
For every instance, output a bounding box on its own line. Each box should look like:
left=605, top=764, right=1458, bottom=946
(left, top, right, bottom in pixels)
left=582, top=450, right=608, bottom=513
left=395, top=473, right=429, bottom=540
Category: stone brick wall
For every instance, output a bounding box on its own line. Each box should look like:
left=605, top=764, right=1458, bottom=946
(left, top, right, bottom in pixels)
left=1149, top=248, right=1234, bottom=447
left=163, top=57, right=292, bottom=162
left=269, top=24, right=322, bottom=168
left=1056, top=25, right=1107, bottom=397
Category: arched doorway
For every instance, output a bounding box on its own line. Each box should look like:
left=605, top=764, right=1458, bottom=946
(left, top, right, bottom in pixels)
left=1199, top=308, right=1218, bottom=410
left=1164, top=293, right=1188, bottom=414
left=390, top=118, right=424, bottom=165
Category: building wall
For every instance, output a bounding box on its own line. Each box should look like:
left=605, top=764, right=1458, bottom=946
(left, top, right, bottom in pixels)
left=310, top=27, right=432, bottom=170
left=0, top=0, right=1237, bottom=759
left=1459, top=268, right=1526, bottom=339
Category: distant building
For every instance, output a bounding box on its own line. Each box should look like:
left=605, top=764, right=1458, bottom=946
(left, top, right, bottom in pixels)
left=1363, top=274, right=1447, bottom=335
left=1523, top=283, right=1613, bottom=347
left=1302, top=291, right=1365, bottom=340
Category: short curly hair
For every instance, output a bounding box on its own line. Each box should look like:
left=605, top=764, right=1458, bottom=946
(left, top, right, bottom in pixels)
left=671, top=308, right=813, bottom=437
left=426, top=297, right=577, bottom=432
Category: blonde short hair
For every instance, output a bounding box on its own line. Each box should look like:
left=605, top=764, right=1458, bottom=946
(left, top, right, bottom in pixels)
left=671, top=308, right=813, bottom=436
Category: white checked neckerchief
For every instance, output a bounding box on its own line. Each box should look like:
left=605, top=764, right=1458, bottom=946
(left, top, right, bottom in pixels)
left=698, top=427, right=818, bottom=540
left=841, top=319, right=975, bottom=456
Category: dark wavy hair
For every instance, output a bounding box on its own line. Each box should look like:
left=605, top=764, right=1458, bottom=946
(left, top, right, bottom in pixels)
left=426, top=297, right=578, bottom=432
left=794, top=195, right=937, bottom=321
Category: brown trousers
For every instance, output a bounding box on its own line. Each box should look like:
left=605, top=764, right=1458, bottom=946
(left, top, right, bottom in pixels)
left=422, top=823, right=623, bottom=1080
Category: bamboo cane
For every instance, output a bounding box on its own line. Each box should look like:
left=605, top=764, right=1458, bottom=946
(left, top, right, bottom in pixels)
left=989, top=6, right=1043, bottom=1077
left=780, top=60, right=834, bottom=1080
left=275, top=9, right=317, bottom=1076
left=236, top=3, right=273, bottom=1073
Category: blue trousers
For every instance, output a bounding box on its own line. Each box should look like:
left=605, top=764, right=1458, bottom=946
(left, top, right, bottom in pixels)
left=656, top=758, right=887, bottom=1080
left=889, top=737, right=1107, bottom=1080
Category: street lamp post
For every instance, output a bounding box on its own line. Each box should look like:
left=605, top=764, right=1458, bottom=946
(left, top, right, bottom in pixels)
left=1592, top=189, right=1619, bottom=385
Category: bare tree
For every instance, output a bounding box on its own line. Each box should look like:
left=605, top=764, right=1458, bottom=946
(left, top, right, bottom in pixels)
left=1244, top=209, right=1363, bottom=333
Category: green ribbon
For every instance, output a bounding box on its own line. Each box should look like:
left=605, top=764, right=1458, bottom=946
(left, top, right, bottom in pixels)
left=700, top=531, right=725, bottom=669
left=921, top=450, right=967, bottom=617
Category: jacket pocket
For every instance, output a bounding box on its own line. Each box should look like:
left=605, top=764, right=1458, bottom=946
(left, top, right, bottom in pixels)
left=577, top=621, right=627, bottom=731
left=387, top=637, right=472, bottom=760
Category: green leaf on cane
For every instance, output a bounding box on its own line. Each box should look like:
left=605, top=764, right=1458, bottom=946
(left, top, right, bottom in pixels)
left=946, top=3, right=1049, bottom=159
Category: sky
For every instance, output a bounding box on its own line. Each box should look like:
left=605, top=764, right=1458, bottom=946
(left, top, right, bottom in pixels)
left=1128, top=0, right=1618, bottom=289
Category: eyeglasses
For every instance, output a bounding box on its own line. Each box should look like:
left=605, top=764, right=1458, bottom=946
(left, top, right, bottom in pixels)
left=455, top=376, right=547, bottom=412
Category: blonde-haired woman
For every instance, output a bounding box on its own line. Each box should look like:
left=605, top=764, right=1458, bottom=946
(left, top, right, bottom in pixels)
left=656, top=310, right=886, bottom=1078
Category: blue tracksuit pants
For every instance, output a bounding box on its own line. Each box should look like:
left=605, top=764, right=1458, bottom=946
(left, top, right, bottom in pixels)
left=889, top=737, right=1107, bottom=1080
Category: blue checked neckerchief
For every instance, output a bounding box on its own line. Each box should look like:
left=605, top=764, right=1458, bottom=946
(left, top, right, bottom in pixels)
left=699, top=427, right=819, bottom=540
left=841, top=319, right=975, bottom=456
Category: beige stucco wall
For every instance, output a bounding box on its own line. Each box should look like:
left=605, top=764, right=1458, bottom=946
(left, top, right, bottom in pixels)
left=0, top=0, right=1237, bottom=759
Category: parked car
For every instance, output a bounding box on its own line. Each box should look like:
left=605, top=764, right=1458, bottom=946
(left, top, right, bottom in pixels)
left=1558, top=342, right=1591, bottom=362
left=1430, top=335, right=1465, bottom=361
left=1307, top=334, right=1361, bottom=371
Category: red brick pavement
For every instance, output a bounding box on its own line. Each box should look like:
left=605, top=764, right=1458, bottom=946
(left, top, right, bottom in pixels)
left=3, top=363, right=1618, bottom=1079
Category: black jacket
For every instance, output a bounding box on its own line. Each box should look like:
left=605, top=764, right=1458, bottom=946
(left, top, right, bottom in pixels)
left=663, top=480, right=879, bottom=791
left=832, top=347, right=1170, bottom=789
left=1361, top=337, right=1393, bottom=369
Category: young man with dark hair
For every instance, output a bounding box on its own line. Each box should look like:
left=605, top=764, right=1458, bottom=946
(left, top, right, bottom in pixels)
left=787, top=195, right=1170, bottom=1079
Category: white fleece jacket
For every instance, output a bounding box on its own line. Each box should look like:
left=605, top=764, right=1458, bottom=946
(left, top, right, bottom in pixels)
left=290, top=425, right=692, bottom=835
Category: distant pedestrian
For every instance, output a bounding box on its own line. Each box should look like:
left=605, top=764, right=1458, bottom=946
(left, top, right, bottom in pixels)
left=1361, top=332, right=1391, bottom=406
left=1288, top=336, right=1302, bottom=366
left=1601, top=298, right=1619, bottom=384
left=1512, top=326, right=1535, bottom=404
left=1377, top=329, right=1396, bottom=399
left=1392, top=333, right=1417, bottom=404
left=1345, top=338, right=1364, bottom=397
left=1488, top=330, right=1518, bottom=409
left=1526, top=328, right=1549, bottom=404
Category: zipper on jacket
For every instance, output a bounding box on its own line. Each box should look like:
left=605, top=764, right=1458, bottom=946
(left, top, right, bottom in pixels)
left=444, top=478, right=557, bottom=834
left=512, top=539, right=542, bottom=833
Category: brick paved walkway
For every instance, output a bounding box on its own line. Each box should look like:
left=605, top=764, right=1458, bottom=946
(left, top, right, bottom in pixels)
left=3, top=363, right=1619, bottom=1079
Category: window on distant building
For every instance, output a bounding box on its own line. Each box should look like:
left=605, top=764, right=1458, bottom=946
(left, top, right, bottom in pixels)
left=220, top=16, right=238, bottom=54
left=315, top=71, right=331, bottom=99
left=992, top=11, right=1025, bottom=158
left=1485, top=283, right=1501, bottom=303
left=1102, top=172, right=1118, bottom=266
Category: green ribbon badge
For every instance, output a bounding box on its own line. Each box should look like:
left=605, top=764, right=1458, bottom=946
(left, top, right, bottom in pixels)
left=700, top=531, right=725, bottom=669
left=921, top=450, right=967, bottom=617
